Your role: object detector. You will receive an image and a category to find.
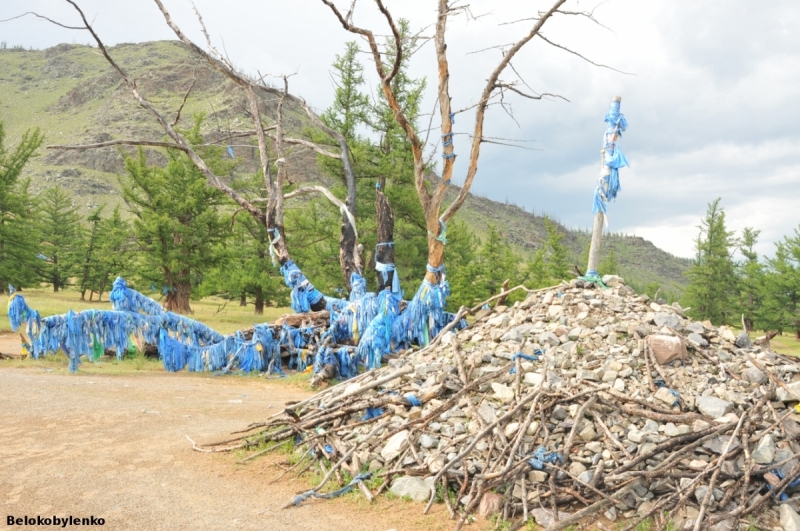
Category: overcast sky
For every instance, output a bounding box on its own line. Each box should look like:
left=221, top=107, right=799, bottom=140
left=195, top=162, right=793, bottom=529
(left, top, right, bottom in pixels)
left=2, top=0, right=799, bottom=259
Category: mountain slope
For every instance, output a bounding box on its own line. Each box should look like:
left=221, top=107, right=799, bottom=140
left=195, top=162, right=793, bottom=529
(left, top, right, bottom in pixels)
left=0, top=41, right=690, bottom=295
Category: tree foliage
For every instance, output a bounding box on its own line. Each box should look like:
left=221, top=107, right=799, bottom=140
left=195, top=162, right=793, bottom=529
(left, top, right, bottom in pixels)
left=35, top=185, right=84, bottom=292
left=0, top=122, right=43, bottom=292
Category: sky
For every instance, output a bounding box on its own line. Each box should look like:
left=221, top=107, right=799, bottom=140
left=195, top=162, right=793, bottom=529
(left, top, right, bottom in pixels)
left=2, top=0, right=799, bottom=259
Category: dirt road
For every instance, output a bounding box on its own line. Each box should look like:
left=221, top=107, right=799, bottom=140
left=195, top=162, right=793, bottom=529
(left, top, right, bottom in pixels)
left=0, top=367, right=469, bottom=531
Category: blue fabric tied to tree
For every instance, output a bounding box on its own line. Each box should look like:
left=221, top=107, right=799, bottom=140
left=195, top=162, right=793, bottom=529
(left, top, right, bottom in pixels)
left=360, top=407, right=385, bottom=421
left=349, top=272, right=367, bottom=301
left=110, top=277, right=164, bottom=316
left=280, top=260, right=324, bottom=313
left=391, top=264, right=451, bottom=348
left=289, top=472, right=373, bottom=507
left=509, top=350, right=544, bottom=374
left=593, top=100, right=629, bottom=215
left=375, top=242, right=401, bottom=295
left=313, top=346, right=359, bottom=380
left=528, top=446, right=564, bottom=470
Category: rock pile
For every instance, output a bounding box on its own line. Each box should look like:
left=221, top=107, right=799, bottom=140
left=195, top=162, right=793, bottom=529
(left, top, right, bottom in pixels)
left=201, top=278, right=800, bottom=530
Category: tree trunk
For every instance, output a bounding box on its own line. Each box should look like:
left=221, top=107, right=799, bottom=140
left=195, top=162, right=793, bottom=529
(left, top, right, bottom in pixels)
left=254, top=286, right=264, bottom=315
left=164, top=283, right=192, bottom=314
left=80, top=290, right=86, bottom=301
left=240, top=292, right=247, bottom=307
left=339, top=214, right=359, bottom=291
left=375, top=189, right=396, bottom=291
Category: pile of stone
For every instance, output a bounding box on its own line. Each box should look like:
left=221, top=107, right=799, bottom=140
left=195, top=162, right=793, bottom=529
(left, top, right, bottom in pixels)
left=202, top=278, right=800, bottom=531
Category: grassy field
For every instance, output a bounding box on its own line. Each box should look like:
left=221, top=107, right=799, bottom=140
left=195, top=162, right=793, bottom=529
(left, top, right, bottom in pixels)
left=1, top=287, right=289, bottom=334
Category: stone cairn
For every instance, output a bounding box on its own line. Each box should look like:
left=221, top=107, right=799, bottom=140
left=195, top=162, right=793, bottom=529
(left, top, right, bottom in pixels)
left=194, top=277, right=800, bottom=531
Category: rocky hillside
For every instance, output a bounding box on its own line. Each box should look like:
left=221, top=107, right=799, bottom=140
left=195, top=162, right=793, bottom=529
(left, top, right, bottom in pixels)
left=0, top=41, right=690, bottom=295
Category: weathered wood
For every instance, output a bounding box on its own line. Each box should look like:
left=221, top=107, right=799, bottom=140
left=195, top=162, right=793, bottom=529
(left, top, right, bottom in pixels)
left=375, top=189, right=395, bottom=291
left=586, top=210, right=605, bottom=274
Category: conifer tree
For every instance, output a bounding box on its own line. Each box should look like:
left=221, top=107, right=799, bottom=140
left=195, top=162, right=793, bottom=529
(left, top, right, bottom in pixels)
left=35, top=185, right=84, bottom=292
left=682, top=198, right=738, bottom=324
left=761, top=230, right=800, bottom=339
left=121, top=119, right=231, bottom=313
left=544, top=217, right=570, bottom=281
left=736, top=227, right=764, bottom=332
left=0, top=123, right=43, bottom=292
left=90, top=206, right=135, bottom=301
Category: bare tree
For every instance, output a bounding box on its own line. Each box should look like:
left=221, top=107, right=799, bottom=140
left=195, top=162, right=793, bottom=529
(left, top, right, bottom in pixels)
left=44, top=0, right=363, bottom=302
left=320, top=0, right=589, bottom=289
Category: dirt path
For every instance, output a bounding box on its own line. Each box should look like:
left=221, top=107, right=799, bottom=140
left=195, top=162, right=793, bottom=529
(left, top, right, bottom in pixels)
left=0, top=367, right=472, bottom=531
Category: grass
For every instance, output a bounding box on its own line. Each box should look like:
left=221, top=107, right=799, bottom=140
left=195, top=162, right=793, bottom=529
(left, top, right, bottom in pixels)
left=771, top=334, right=800, bottom=357
left=1, top=287, right=289, bottom=334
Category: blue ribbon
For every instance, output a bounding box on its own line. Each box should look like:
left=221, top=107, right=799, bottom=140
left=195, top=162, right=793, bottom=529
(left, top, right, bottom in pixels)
left=528, top=446, right=564, bottom=470
left=509, top=350, right=543, bottom=374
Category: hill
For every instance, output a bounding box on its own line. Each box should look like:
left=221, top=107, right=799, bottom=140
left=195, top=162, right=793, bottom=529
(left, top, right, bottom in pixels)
left=0, top=41, right=690, bottom=296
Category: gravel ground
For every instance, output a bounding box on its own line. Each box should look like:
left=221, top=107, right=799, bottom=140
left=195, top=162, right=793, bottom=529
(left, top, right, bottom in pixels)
left=0, top=367, right=470, bottom=531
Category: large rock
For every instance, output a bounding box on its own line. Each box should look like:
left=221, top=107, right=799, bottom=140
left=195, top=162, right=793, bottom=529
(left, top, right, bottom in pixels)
left=390, top=475, right=433, bottom=502
left=696, top=396, right=734, bottom=419
left=742, top=367, right=768, bottom=385
left=654, top=312, right=681, bottom=330
left=381, top=430, right=410, bottom=461
left=752, top=434, right=776, bottom=464
left=646, top=334, right=688, bottom=365
left=780, top=503, right=800, bottom=531
left=531, top=508, right=571, bottom=527
left=478, top=492, right=503, bottom=518
left=602, top=274, right=624, bottom=287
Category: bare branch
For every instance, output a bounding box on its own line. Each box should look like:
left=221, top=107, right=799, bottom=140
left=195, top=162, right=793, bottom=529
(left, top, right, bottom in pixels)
left=495, top=83, right=570, bottom=102
left=0, top=11, right=84, bottom=30
left=441, top=0, right=569, bottom=224
left=60, top=0, right=266, bottom=224
left=537, top=34, right=633, bottom=75
left=284, top=185, right=358, bottom=240
left=172, top=73, right=197, bottom=127
left=47, top=139, right=182, bottom=151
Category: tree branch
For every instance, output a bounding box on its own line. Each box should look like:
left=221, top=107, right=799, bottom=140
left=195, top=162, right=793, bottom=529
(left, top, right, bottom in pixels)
left=537, top=34, right=633, bottom=75
left=284, top=185, right=358, bottom=240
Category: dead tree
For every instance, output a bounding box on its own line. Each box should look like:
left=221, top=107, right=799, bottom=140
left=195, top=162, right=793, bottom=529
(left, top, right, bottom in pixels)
left=45, top=0, right=363, bottom=302
left=321, top=0, right=604, bottom=287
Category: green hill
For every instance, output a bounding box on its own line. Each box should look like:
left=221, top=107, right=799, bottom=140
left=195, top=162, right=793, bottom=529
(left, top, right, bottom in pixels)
left=0, top=41, right=690, bottom=296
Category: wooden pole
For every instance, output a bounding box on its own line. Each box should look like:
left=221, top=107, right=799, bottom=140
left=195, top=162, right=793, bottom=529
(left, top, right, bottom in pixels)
left=586, top=96, right=621, bottom=277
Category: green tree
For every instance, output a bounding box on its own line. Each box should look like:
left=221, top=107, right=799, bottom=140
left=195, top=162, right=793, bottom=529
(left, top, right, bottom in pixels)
left=122, top=120, right=231, bottom=313
left=445, top=219, right=481, bottom=309
left=598, top=248, right=619, bottom=276
left=35, top=185, right=84, bottom=292
left=736, top=227, right=764, bottom=332
left=88, top=206, right=136, bottom=301
left=521, top=249, right=548, bottom=289
left=0, top=123, right=43, bottom=292
left=544, top=217, right=570, bottom=281
left=761, top=231, right=800, bottom=339
left=681, top=198, right=738, bottom=325
left=321, top=41, right=370, bottom=142
left=79, top=205, right=105, bottom=300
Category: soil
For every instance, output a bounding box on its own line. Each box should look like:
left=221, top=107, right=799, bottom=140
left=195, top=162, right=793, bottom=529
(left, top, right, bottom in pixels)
left=0, top=367, right=478, bottom=531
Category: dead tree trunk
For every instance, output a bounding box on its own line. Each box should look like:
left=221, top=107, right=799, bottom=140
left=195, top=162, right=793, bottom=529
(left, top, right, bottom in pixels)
left=375, top=188, right=396, bottom=292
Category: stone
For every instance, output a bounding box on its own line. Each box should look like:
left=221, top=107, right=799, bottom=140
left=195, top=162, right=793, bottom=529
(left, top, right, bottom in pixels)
left=628, top=430, right=646, bottom=443
left=500, top=329, right=523, bottom=343
left=693, top=419, right=711, bottom=432
left=654, top=312, right=681, bottom=330
left=742, top=367, right=768, bottom=385
left=577, top=470, right=595, bottom=484
left=419, top=434, right=439, bottom=449
left=687, top=332, right=709, bottom=347
left=528, top=470, right=549, bottom=483
left=752, top=434, right=776, bottom=464
left=780, top=503, right=800, bottom=531
left=540, top=331, right=561, bottom=347
left=604, top=506, right=617, bottom=521
left=531, top=508, right=571, bottom=527
left=602, top=274, right=624, bottom=287
left=646, top=334, right=688, bottom=365
left=547, top=305, right=564, bottom=318
left=577, top=369, right=600, bottom=382
left=524, top=372, right=545, bottom=387
left=381, top=430, right=410, bottom=461
left=504, top=422, right=520, bottom=438
left=478, top=492, right=503, bottom=518
left=655, top=386, right=679, bottom=406
left=390, top=475, right=433, bottom=502
left=663, top=423, right=691, bottom=437
left=735, top=332, right=752, bottom=348
left=720, top=328, right=737, bottom=342
left=579, top=425, right=598, bottom=442
left=568, top=461, right=587, bottom=477
left=492, top=382, right=515, bottom=402
left=704, top=435, right=741, bottom=454
left=697, top=396, right=734, bottom=419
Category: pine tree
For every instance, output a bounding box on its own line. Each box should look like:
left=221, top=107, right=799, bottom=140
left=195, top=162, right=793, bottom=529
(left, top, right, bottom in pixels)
left=0, top=123, right=43, bottom=292
left=121, top=119, right=231, bottom=313
left=35, top=185, right=84, bottom=292
left=544, top=217, right=570, bottom=281
left=444, top=219, right=481, bottom=309
left=736, top=227, right=764, bottom=332
left=681, top=198, right=738, bottom=325
left=761, top=230, right=800, bottom=339
left=598, top=248, right=619, bottom=276
left=521, top=249, right=548, bottom=289
left=79, top=205, right=105, bottom=300
left=90, top=206, right=136, bottom=301
left=321, top=41, right=370, bottom=142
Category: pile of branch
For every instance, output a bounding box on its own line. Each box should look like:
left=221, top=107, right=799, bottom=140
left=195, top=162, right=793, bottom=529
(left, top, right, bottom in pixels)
left=193, top=278, right=800, bottom=530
